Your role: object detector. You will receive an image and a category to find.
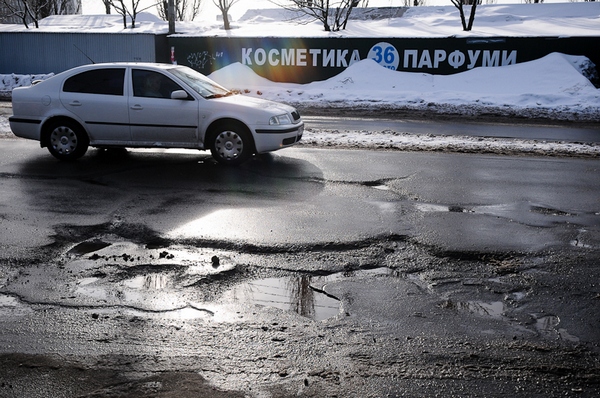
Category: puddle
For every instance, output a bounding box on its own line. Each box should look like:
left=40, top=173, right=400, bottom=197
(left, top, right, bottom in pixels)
left=75, top=283, right=109, bottom=301
left=78, top=277, right=99, bottom=286
left=505, top=291, right=527, bottom=301
left=68, top=240, right=111, bottom=256
left=362, top=180, right=391, bottom=190
left=222, top=268, right=395, bottom=321
left=457, top=300, right=505, bottom=319
left=70, top=267, right=395, bottom=321
left=530, top=205, right=574, bottom=216
left=222, top=276, right=341, bottom=321
left=123, top=274, right=171, bottom=290
left=371, top=184, right=390, bottom=191
left=414, top=203, right=467, bottom=213
left=93, top=306, right=214, bottom=321
left=0, top=293, right=32, bottom=316
left=534, top=315, right=580, bottom=342
left=571, top=229, right=594, bottom=248
left=0, top=294, right=19, bottom=307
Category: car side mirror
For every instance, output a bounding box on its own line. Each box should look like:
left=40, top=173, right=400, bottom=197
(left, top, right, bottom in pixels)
left=171, top=90, right=190, bottom=100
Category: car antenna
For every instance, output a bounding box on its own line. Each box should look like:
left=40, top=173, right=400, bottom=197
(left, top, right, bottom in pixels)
left=73, top=44, right=95, bottom=64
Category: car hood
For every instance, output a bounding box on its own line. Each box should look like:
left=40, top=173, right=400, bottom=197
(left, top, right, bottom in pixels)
left=212, top=94, right=295, bottom=115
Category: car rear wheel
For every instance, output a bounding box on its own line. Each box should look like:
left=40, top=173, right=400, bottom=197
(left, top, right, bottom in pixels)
left=209, top=123, right=253, bottom=166
left=46, top=120, right=89, bottom=161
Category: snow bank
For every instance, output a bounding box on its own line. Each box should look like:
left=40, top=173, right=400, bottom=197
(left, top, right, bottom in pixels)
left=207, top=53, right=600, bottom=122
left=0, top=73, right=54, bottom=99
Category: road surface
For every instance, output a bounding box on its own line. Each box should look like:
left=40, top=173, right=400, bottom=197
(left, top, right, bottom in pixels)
left=1, top=140, right=599, bottom=397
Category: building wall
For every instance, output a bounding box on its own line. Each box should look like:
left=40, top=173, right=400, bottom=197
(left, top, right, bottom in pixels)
left=0, top=32, right=168, bottom=74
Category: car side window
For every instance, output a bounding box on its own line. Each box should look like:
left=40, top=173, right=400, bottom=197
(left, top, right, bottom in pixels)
left=132, top=69, right=184, bottom=99
left=63, top=68, right=125, bottom=95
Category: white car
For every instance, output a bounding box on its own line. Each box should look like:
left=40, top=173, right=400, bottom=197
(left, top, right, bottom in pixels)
left=9, top=63, right=304, bottom=165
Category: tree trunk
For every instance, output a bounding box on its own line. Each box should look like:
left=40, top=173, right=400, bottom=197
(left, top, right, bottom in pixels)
left=466, top=3, right=477, bottom=31
left=458, top=5, right=467, bottom=31
left=222, top=11, right=230, bottom=30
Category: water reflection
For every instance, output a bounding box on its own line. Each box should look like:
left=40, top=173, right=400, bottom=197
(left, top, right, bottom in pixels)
left=458, top=300, right=505, bottom=319
left=124, top=274, right=170, bottom=290
left=224, top=275, right=341, bottom=321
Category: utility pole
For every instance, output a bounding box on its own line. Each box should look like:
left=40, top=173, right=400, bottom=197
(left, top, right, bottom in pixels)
left=168, top=0, right=175, bottom=34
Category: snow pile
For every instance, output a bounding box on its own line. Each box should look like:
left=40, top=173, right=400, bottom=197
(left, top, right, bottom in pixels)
left=208, top=53, right=600, bottom=122
left=296, top=126, right=600, bottom=158
left=0, top=73, right=54, bottom=99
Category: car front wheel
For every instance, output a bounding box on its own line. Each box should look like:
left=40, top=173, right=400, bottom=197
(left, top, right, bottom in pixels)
left=46, top=120, right=89, bottom=161
left=209, top=123, right=253, bottom=165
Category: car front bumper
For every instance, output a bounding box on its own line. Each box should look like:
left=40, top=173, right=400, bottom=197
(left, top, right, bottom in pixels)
left=253, top=122, right=304, bottom=153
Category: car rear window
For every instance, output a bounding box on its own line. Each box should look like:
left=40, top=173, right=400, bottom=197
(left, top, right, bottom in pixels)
left=63, top=68, right=125, bottom=95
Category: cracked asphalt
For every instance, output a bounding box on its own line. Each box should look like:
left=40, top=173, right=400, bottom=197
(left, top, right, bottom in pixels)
left=0, top=120, right=600, bottom=397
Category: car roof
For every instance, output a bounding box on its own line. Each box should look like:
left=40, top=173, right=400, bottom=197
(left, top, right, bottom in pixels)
left=44, top=62, right=183, bottom=83
left=76, top=62, right=177, bottom=70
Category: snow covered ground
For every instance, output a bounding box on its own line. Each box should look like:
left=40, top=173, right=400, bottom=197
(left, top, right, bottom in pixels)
left=1, top=4, right=599, bottom=156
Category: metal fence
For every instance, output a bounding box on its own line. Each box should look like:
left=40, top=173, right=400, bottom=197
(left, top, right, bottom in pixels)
left=0, top=32, right=168, bottom=74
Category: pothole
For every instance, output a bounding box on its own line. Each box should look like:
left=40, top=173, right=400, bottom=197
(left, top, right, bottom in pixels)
left=414, top=203, right=468, bottom=213
left=362, top=179, right=393, bottom=191
left=0, top=293, right=32, bottom=316
left=460, top=300, right=505, bottom=319
left=534, top=314, right=580, bottom=342
left=0, top=294, right=19, bottom=307
left=570, top=229, right=596, bottom=249
left=221, top=276, right=341, bottom=321
left=530, top=205, right=575, bottom=216
left=221, top=268, right=392, bottom=321
left=123, top=274, right=171, bottom=290
left=68, top=240, right=111, bottom=256
left=442, top=299, right=506, bottom=319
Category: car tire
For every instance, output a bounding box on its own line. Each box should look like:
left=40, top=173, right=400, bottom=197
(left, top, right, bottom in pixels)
left=209, top=123, right=253, bottom=166
left=46, top=120, right=89, bottom=161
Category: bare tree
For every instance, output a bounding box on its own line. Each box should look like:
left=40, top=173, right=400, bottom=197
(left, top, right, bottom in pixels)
left=102, top=0, right=111, bottom=13
left=156, top=0, right=202, bottom=21
left=213, top=0, right=239, bottom=30
left=283, top=0, right=361, bottom=32
left=107, top=0, right=157, bottom=29
left=396, top=0, right=426, bottom=5
left=1, top=0, right=79, bottom=28
left=1, top=0, right=37, bottom=27
left=450, top=0, right=479, bottom=31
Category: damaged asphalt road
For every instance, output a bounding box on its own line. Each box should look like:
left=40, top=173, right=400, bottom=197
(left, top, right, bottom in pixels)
left=0, top=140, right=599, bottom=397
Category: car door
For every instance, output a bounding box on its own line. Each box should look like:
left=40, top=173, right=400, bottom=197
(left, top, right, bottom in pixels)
left=128, top=68, right=199, bottom=147
left=59, top=67, right=131, bottom=145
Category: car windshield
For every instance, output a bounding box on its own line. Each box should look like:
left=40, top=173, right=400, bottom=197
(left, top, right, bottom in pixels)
left=168, top=66, right=233, bottom=99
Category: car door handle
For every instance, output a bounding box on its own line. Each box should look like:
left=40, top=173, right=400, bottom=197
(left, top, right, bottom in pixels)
left=130, top=105, right=143, bottom=110
left=68, top=101, right=82, bottom=107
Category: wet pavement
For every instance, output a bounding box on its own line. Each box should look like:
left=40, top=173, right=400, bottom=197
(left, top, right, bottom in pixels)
left=0, top=141, right=599, bottom=397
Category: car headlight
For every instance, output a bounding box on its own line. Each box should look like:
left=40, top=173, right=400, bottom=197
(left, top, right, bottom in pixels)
left=269, top=114, right=293, bottom=125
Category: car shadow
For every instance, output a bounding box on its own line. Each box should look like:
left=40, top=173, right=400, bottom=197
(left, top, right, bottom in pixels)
left=16, top=148, right=325, bottom=238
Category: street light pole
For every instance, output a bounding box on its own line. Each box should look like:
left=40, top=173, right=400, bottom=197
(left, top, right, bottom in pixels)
left=168, top=0, right=175, bottom=34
